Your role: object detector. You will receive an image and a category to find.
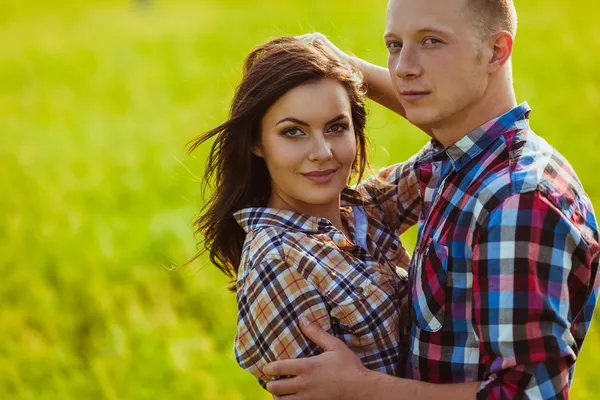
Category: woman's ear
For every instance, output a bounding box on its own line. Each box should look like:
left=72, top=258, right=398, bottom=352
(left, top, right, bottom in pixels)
left=253, top=144, right=264, bottom=158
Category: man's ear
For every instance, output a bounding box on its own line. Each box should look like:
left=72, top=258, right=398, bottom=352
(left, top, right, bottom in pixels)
left=487, top=31, right=514, bottom=72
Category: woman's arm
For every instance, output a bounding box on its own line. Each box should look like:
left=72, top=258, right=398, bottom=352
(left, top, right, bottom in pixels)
left=235, top=256, right=332, bottom=387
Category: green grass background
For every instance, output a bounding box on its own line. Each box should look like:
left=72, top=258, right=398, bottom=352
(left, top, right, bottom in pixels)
left=1, top=0, right=599, bottom=398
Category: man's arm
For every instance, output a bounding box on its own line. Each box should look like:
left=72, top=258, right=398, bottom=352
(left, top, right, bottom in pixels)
left=299, top=33, right=406, bottom=117
left=471, top=191, right=598, bottom=399
left=263, top=319, right=479, bottom=400
left=352, top=57, right=407, bottom=117
left=353, top=148, right=426, bottom=235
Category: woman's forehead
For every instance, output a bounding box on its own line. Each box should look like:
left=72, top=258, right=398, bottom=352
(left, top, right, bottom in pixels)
left=263, top=79, right=352, bottom=127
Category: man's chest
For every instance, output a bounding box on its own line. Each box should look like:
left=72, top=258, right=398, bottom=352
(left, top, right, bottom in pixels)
left=408, top=159, right=506, bottom=338
left=405, top=163, right=496, bottom=380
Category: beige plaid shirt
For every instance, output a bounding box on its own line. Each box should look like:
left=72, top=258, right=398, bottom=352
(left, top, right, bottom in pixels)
left=233, top=150, right=428, bottom=387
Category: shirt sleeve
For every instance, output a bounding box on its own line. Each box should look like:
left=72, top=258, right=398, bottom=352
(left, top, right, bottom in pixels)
left=354, top=151, right=422, bottom=236
left=234, top=257, right=331, bottom=388
left=472, top=191, right=599, bottom=399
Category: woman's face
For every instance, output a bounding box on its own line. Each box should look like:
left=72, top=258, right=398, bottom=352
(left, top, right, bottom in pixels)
left=257, top=78, right=357, bottom=214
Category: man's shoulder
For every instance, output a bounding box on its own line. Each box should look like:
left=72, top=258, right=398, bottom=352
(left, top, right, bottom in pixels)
left=477, top=126, right=597, bottom=238
left=502, top=126, right=585, bottom=204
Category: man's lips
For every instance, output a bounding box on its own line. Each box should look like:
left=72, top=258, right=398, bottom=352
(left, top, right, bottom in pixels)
left=400, top=90, right=431, bottom=102
left=300, top=169, right=338, bottom=183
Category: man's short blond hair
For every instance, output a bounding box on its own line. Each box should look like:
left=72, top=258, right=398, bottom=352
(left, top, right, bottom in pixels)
left=465, top=0, right=518, bottom=39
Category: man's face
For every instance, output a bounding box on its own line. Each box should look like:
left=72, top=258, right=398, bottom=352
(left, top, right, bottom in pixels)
left=384, top=0, right=490, bottom=130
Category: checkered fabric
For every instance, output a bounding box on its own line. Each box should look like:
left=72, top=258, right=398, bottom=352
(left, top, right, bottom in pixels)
left=232, top=154, right=424, bottom=388
left=405, top=103, right=600, bottom=399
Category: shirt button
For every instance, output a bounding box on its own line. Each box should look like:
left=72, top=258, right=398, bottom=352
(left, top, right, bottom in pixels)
left=356, top=286, right=364, bottom=295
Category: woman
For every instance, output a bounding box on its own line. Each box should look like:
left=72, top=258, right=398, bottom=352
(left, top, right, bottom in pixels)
left=188, top=37, right=423, bottom=387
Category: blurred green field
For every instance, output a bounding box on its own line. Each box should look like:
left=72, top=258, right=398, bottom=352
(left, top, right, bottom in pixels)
left=1, top=0, right=599, bottom=399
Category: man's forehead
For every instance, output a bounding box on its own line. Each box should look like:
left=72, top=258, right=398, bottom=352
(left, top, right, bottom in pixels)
left=385, top=0, right=467, bottom=35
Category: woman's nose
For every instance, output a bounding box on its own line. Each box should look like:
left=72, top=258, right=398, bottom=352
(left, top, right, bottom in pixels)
left=308, top=135, right=333, bottom=161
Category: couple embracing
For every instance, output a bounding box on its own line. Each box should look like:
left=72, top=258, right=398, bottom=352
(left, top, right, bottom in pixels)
left=190, top=0, right=600, bottom=398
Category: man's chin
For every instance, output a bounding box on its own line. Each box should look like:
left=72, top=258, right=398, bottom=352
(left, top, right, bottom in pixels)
left=405, top=109, right=438, bottom=127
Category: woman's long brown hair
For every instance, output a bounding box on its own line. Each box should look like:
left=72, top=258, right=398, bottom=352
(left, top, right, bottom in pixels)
left=187, top=36, right=368, bottom=289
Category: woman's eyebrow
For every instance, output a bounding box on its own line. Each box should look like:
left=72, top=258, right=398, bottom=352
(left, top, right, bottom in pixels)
left=275, top=114, right=348, bottom=127
left=275, top=117, right=309, bottom=126
left=325, top=114, right=349, bottom=125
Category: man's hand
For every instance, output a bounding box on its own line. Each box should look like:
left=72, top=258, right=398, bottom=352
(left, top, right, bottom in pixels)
left=263, top=318, right=480, bottom=400
left=263, top=317, right=373, bottom=400
left=297, top=32, right=417, bottom=124
left=296, top=32, right=352, bottom=64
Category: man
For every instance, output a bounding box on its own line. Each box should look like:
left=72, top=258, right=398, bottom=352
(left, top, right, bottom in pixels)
left=262, top=0, right=600, bottom=398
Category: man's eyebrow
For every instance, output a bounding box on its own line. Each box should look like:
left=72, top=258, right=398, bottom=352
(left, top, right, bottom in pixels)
left=383, top=32, right=397, bottom=41
left=275, top=114, right=348, bottom=127
left=384, top=27, right=452, bottom=40
left=416, top=26, right=452, bottom=37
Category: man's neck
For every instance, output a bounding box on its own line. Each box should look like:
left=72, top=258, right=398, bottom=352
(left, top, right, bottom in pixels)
left=431, top=86, right=518, bottom=148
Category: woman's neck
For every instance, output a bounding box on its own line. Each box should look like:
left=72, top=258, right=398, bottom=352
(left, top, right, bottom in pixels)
left=267, top=192, right=349, bottom=238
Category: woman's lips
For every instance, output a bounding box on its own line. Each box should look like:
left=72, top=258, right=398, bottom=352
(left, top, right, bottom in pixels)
left=301, top=169, right=338, bottom=184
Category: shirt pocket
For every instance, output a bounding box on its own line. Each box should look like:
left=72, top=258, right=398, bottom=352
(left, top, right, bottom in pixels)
left=322, top=270, right=400, bottom=347
left=411, top=240, right=448, bottom=332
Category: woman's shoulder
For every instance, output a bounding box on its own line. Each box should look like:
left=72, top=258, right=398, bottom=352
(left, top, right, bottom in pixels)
left=237, top=225, right=288, bottom=278
left=235, top=206, right=337, bottom=269
left=237, top=228, right=348, bottom=299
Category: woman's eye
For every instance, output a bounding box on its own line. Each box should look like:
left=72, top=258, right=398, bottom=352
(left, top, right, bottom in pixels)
left=283, top=128, right=304, bottom=138
left=328, top=124, right=348, bottom=133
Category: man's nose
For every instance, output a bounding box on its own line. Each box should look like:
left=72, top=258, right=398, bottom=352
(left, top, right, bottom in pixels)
left=394, top=45, right=423, bottom=79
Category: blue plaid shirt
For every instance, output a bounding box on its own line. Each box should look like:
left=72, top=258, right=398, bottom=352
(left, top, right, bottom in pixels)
left=406, top=103, right=600, bottom=398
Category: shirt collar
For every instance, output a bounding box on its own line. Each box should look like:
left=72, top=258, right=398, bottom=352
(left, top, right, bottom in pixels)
left=420, top=102, right=531, bottom=170
left=234, top=186, right=362, bottom=233
left=340, top=186, right=366, bottom=206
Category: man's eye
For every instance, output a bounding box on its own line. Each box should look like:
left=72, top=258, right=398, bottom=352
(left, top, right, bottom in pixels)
left=386, top=41, right=402, bottom=50
left=423, top=38, right=442, bottom=45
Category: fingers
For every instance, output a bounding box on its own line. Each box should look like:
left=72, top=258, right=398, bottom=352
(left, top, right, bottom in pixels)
left=299, top=317, right=345, bottom=352
left=295, top=33, right=350, bottom=63
left=295, top=32, right=326, bottom=43
left=267, top=376, right=304, bottom=397
left=263, top=358, right=308, bottom=377
left=295, top=33, right=312, bottom=41
left=310, top=32, right=328, bottom=43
